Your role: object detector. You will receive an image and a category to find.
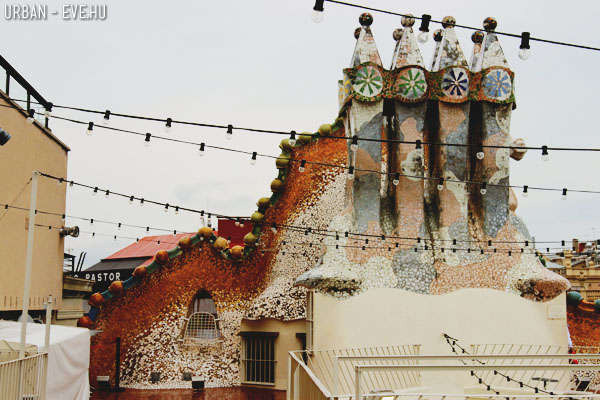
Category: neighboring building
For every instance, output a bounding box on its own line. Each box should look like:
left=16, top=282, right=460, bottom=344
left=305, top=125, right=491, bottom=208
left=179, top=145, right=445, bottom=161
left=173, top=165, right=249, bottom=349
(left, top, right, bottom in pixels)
left=80, top=219, right=250, bottom=292
left=546, top=239, right=600, bottom=301
left=0, top=56, right=70, bottom=321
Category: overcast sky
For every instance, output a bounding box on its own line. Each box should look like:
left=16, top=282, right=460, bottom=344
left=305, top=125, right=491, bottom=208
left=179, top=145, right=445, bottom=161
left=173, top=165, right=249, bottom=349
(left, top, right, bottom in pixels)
left=3, top=0, right=599, bottom=267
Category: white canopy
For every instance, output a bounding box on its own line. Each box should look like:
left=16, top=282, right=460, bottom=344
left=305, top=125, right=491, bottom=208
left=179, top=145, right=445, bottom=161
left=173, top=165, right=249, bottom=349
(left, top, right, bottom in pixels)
left=0, top=320, right=90, bottom=400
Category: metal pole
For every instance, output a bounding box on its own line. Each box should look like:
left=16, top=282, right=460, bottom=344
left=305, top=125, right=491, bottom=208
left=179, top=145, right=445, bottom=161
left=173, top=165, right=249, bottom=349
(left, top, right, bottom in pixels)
left=44, top=295, right=52, bottom=351
left=114, top=337, right=121, bottom=392
left=355, top=366, right=360, bottom=400
left=19, top=170, right=39, bottom=359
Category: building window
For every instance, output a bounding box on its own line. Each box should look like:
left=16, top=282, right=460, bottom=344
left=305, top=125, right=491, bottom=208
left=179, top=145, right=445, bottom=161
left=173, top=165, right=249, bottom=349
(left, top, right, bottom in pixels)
left=240, top=332, right=278, bottom=385
left=183, top=290, right=220, bottom=342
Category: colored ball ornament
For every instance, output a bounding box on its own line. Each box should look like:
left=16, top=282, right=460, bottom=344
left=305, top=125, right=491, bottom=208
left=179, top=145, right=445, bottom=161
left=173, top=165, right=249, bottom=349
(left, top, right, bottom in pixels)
left=318, top=124, right=332, bottom=137
left=77, top=315, right=94, bottom=329
left=213, top=237, right=228, bottom=250
left=178, top=237, right=192, bottom=250
left=243, top=232, right=258, bottom=246
left=276, top=155, right=290, bottom=169
left=471, top=31, right=484, bottom=44
left=279, top=139, right=294, bottom=152
left=359, top=12, right=373, bottom=27
left=441, top=16, right=456, bottom=28
left=198, top=226, right=213, bottom=239
left=155, top=250, right=169, bottom=265
left=483, top=17, right=497, bottom=32
left=251, top=211, right=264, bottom=224
left=271, top=179, right=284, bottom=192
left=297, top=132, right=313, bottom=144
left=566, top=291, right=583, bottom=306
left=230, top=245, right=244, bottom=259
left=108, top=281, right=124, bottom=297
left=133, top=265, right=147, bottom=279
left=88, top=292, right=105, bottom=307
left=256, top=197, right=271, bottom=211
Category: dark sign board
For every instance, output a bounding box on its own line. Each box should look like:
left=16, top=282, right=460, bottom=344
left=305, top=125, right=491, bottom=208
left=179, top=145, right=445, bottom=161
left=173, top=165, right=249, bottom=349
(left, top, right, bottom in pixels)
left=75, top=269, right=133, bottom=292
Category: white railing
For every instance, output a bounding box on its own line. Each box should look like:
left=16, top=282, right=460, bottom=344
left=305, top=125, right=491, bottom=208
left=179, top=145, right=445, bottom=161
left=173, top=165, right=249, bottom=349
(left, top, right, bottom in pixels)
left=469, top=344, right=600, bottom=393
left=0, top=352, right=48, bottom=400
left=289, top=351, right=332, bottom=400
left=289, top=345, right=421, bottom=399
left=290, top=347, right=600, bottom=400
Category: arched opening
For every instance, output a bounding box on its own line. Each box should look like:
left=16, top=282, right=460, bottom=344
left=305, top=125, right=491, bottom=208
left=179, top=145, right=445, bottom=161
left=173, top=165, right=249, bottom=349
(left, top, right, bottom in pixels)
left=183, top=290, right=221, bottom=341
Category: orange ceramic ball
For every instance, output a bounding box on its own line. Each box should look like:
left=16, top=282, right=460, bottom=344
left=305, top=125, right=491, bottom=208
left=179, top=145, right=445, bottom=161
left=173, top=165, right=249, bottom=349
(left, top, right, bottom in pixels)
left=243, top=232, right=258, bottom=246
left=178, top=237, right=192, bottom=249
left=271, top=179, right=283, bottom=192
left=198, top=226, right=213, bottom=239
left=213, top=237, right=228, bottom=250
left=108, top=280, right=124, bottom=296
left=88, top=292, right=104, bottom=307
left=230, top=245, right=244, bottom=259
left=133, top=265, right=147, bottom=279
left=155, top=250, right=169, bottom=265
left=77, top=315, right=94, bottom=329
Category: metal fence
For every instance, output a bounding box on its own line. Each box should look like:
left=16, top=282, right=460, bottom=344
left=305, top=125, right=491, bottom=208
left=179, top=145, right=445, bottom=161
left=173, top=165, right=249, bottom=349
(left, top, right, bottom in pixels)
left=289, top=345, right=421, bottom=399
left=289, top=347, right=600, bottom=400
left=0, top=352, right=48, bottom=400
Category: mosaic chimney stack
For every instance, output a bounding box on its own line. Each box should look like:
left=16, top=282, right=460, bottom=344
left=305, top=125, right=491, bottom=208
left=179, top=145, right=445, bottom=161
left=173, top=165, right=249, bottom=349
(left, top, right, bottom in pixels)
left=296, top=14, right=570, bottom=301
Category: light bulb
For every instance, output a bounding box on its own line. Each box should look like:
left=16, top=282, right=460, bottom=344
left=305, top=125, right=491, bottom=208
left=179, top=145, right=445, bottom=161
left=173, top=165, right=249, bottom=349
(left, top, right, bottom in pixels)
left=437, top=183, right=444, bottom=191
left=44, top=109, right=51, bottom=118
left=476, top=151, right=485, bottom=160
left=175, top=208, right=179, bottom=215
left=393, top=178, right=399, bottom=186
left=226, top=132, right=232, bottom=140
left=240, top=223, right=244, bottom=228
left=26, top=116, right=34, bottom=124
left=199, top=149, right=204, bottom=157
left=561, top=194, right=567, bottom=201
left=542, top=154, right=550, bottom=162
left=86, top=127, right=93, bottom=135
left=235, top=221, right=240, bottom=227
left=523, top=191, right=528, bottom=198
left=298, top=166, right=305, bottom=173
left=144, top=140, right=151, bottom=148
left=250, top=159, right=256, bottom=165
left=164, top=206, right=169, bottom=213
left=518, top=48, right=530, bottom=60
left=350, top=143, right=358, bottom=152
left=289, top=138, right=296, bottom=146
left=311, top=9, right=324, bottom=23
left=418, top=31, right=428, bottom=43
left=347, top=172, right=354, bottom=180
left=480, top=188, right=487, bottom=195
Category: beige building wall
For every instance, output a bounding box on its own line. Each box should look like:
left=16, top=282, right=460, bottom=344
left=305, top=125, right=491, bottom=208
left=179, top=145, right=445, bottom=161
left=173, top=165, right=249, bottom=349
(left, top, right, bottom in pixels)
left=240, top=318, right=305, bottom=391
left=0, top=95, right=68, bottom=311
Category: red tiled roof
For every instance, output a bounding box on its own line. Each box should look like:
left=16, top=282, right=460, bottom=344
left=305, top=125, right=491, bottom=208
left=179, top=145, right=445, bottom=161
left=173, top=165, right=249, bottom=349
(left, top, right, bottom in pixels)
left=103, top=233, right=195, bottom=260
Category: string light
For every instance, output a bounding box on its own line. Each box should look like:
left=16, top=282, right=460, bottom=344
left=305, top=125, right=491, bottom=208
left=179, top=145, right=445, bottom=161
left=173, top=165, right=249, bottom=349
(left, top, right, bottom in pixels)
left=226, top=124, right=233, bottom=140
left=476, top=150, right=485, bottom=160
left=164, top=203, right=169, bottom=213
left=519, top=31, right=531, bottom=60
left=415, top=139, right=422, bottom=149
left=26, top=109, right=35, bottom=123
left=44, top=104, right=52, bottom=118
left=480, top=182, right=487, bottom=195
left=312, top=0, right=324, bottom=23
left=299, top=159, right=306, bottom=172
left=251, top=151, right=257, bottom=165
left=542, top=145, right=549, bottom=161
left=86, top=121, right=94, bottom=135
left=347, top=165, right=355, bottom=180
left=392, top=173, right=400, bottom=186
left=289, top=131, right=297, bottom=146
left=418, top=14, right=431, bottom=43
left=103, top=110, right=111, bottom=126
left=350, top=135, right=358, bottom=152
left=92, top=187, right=98, bottom=196
left=522, top=185, right=528, bottom=198
left=105, top=190, right=110, bottom=197
left=199, top=142, right=205, bottom=156
left=164, top=117, right=172, bottom=133
left=437, top=178, right=444, bottom=191
left=562, top=188, right=568, bottom=200
left=144, top=133, right=151, bottom=148
left=140, top=198, right=144, bottom=207
left=129, top=195, right=134, bottom=205
left=175, top=206, right=180, bottom=215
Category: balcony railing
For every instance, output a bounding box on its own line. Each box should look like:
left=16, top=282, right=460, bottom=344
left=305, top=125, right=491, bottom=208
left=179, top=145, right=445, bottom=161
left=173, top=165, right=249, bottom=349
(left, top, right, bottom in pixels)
left=0, top=352, right=48, bottom=400
left=0, top=54, right=51, bottom=128
left=289, top=344, right=600, bottom=400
